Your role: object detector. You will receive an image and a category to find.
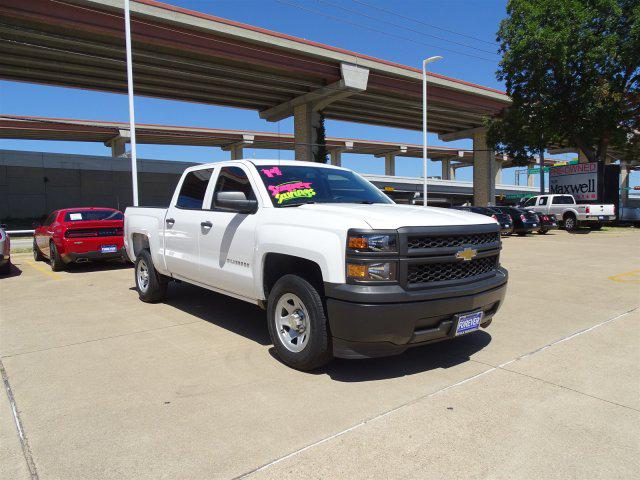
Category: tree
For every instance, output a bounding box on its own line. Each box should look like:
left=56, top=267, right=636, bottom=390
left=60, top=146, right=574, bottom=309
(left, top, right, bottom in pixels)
left=314, top=114, right=329, bottom=163
left=487, top=0, right=639, bottom=167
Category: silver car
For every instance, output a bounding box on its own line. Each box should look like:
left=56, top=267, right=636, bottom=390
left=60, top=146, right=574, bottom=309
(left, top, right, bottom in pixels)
left=0, top=224, right=10, bottom=275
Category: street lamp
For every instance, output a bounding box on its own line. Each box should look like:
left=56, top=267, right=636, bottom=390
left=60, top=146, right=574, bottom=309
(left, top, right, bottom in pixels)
left=422, top=55, right=443, bottom=207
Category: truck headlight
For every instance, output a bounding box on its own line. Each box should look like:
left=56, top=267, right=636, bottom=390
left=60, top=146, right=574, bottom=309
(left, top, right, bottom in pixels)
left=346, top=261, right=397, bottom=282
left=347, top=233, right=397, bottom=253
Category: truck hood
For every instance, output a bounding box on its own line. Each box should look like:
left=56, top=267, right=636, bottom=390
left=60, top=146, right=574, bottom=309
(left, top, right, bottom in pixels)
left=293, top=203, right=495, bottom=229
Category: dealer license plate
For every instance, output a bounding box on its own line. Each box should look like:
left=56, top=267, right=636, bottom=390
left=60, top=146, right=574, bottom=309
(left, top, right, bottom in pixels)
left=454, top=311, right=483, bottom=336
left=101, top=245, right=117, bottom=254
left=532, top=223, right=537, bottom=227
left=503, top=223, right=511, bottom=228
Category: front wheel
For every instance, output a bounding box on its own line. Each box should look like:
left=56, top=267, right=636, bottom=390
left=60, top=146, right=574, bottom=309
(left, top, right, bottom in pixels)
left=538, top=228, right=549, bottom=235
left=267, top=274, right=333, bottom=371
left=135, top=250, right=168, bottom=303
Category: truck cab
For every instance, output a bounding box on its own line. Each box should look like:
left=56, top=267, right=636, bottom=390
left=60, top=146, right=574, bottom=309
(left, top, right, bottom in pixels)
left=125, top=160, right=508, bottom=370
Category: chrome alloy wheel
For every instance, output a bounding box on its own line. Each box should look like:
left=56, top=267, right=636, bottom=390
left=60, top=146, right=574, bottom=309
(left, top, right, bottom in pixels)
left=137, top=258, right=150, bottom=293
left=275, top=293, right=310, bottom=353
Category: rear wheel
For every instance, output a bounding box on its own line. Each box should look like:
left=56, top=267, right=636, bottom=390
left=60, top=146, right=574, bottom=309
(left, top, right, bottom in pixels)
left=267, top=274, right=333, bottom=371
left=564, top=214, right=578, bottom=231
left=33, top=240, right=44, bottom=261
left=538, top=228, right=549, bottom=234
left=49, top=242, right=65, bottom=271
left=135, top=250, right=167, bottom=303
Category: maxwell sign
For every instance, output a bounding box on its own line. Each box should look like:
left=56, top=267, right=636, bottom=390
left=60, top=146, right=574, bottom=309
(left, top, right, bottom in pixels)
left=549, top=163, right=598, bottom=201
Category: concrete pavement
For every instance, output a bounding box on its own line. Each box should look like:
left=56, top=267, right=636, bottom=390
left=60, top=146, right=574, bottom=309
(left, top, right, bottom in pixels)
left=1, top=229, right=638, bottom=479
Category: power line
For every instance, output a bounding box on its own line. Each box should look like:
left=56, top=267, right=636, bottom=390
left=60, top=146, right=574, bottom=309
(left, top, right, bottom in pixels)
left=275, top=0, right=498, bottom=63
left=316, top=0, right=499, bottom=56
left=351, top=0, right=498, bottom=47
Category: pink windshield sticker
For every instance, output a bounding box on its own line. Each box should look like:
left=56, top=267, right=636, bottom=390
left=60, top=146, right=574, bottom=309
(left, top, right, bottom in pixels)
left=268, top=181, right=316, bottom=204
left=261, top=166, right=282, bottom=178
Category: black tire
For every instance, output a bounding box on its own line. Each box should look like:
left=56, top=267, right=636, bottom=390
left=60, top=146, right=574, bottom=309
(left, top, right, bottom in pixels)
left=135, top=249, right=168, bottom=303
left=33, top=239, right=44, bottom=261
left=589, top=223, right=603, bottom=231
left=564, top=214, right=578, bottom=231
left=49, top=242, right=65, bottom=271
left=538, top=228, right=549, bottom=235
left=0, top=261, right=10, bottom=275
left=267, top=274, right=333, bottom=371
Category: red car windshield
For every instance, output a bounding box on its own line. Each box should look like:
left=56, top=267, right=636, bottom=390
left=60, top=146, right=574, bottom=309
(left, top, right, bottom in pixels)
left=64, top=210, right=123, bottom=222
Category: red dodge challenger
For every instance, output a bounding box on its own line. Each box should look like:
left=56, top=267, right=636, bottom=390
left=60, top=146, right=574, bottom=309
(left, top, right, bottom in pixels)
left=33, top=207, right=126, bottom=271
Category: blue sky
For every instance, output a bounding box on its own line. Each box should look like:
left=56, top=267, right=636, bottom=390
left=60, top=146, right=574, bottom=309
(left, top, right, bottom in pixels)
left=0, top=0, right=632, bottom=186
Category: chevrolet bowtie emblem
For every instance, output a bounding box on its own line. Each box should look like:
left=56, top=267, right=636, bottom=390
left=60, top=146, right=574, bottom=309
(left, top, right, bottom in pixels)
left=456, top=247, right=477, bottom=262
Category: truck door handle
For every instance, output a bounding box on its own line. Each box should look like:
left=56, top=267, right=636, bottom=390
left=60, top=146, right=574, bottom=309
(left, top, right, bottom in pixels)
left=201, top=221, right=212, bottom=229
left=166, top=218, right=175, bottom=226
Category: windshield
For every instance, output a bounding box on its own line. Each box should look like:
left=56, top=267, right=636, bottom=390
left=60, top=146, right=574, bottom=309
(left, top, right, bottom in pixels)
left=64, top=210, right=123, bottom=222
left=257, top=165, right=393, bottom=207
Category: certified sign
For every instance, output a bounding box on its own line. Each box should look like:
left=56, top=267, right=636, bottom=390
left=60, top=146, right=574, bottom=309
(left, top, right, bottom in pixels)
left=549, top=163, right=598, bottom=201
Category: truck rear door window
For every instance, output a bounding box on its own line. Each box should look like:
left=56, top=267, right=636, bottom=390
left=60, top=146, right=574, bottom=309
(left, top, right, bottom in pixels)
left=552, top=196, right=573, bottom=205
left=176, top=169, right=213, bottom=209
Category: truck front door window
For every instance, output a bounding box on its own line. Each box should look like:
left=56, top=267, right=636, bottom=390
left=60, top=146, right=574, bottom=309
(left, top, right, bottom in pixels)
left=212, top=167, right=256, bottom=209
left=177, top=169, right=213, bottom=209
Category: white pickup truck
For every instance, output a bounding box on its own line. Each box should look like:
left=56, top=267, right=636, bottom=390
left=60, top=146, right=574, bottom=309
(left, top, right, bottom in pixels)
left=124, top=160, right=508, bottom=370
left=520, top=194, right=615, bottom=231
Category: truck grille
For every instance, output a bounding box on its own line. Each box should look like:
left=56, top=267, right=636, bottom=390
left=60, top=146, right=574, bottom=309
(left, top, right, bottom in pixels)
left=407, top=256, right=498, bottom=285
left=407, top=232, right=499, bottom=250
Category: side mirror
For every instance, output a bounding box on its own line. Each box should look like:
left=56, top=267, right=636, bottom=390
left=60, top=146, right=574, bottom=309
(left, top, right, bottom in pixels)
left=0, top=224, right=6, bottom=230
left=215, top=191, right=258, bottom=214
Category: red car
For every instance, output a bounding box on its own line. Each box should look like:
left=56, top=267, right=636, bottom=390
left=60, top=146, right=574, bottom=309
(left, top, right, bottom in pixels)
left=33, top=207, right=125, bottom=271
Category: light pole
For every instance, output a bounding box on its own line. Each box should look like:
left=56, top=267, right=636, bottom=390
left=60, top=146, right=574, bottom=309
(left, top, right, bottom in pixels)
left=124, top=0, right=139, bottom=206
left=422, top=55, right=443, bottom=207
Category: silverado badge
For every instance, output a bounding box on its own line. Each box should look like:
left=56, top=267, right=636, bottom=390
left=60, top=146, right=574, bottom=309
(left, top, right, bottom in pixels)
left=456, top=247, right=477, bottom=262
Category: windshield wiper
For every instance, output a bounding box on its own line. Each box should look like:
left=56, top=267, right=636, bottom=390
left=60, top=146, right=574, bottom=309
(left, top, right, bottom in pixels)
left=279, top=201, right=316, bottom=208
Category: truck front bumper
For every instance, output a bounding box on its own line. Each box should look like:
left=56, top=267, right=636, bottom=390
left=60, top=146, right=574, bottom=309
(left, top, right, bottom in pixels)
left=325, top=268, right=508, bottom=359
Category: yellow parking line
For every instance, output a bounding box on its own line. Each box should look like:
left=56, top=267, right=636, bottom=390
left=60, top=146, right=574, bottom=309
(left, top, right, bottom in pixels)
left=25, top=260, right=62, bottom=280
left=608, top=269, right=640, bottom=284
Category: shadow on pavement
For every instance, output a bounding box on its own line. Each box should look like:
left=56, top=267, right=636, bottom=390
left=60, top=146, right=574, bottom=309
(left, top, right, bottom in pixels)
left=164, top=282, right=271, bottom=346
left=316, top=331, right=492, bottom=382
left=143, top=280, right=492, bottom=378
left=63, top=260, right=132, bottom=273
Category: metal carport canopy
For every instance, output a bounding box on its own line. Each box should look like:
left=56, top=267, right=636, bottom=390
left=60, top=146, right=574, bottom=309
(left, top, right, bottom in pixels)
left=0, top=0, right=510, bottom=133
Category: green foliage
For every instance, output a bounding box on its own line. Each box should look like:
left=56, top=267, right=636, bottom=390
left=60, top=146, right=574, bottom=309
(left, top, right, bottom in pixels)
left=314, top=114, right=329, bottom=163
left=487, top=0, right=639, bottom=165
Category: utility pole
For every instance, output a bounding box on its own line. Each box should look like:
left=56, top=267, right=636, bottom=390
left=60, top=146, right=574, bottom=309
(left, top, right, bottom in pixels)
left=422, top=55, right=443, bottom=207
left=539, top=149, right=545, bottom=194
left=124, top=0, right=139, bottom=206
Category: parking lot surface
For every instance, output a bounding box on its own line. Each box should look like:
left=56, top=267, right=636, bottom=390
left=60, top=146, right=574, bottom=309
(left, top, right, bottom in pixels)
left=1, top=229, right=639, bottom=479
